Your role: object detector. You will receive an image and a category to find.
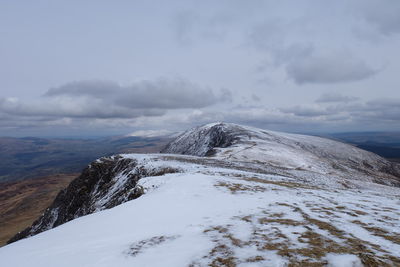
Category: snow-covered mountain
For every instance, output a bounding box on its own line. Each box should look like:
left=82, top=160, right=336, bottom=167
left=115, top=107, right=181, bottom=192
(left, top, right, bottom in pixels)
left=2, top=123, right=400, bottom=266
left=162, top=123, right=400, bottom=187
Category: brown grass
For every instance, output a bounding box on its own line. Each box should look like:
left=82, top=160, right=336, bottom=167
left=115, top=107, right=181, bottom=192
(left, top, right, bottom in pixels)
left=258, top=217, right=304, bottom=226
left=241, top=207, right=397, bottom=265
left=351, top=220, right=400, bottom=245
left=214, top=181, right=266, bottom=194
left=128, top=235, right=178, bottom=256
left=241, top=176, right=319, bottom=190
left=0, top=174, right=77, bottom=246
left=200, top=204, right=400, bottom=266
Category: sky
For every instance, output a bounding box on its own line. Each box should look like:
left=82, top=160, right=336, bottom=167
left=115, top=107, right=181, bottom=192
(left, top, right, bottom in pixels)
left=0, top=0, right=399, bottom=137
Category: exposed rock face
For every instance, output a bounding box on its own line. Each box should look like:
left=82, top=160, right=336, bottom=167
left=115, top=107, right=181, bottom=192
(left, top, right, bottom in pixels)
left=161, top=123, right=244, bottom=156
left=8, top=156, right=179, bottom=244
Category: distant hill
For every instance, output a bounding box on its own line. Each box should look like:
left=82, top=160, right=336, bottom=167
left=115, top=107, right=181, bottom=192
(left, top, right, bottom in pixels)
left=0, top=136, right=171, bottom=182
left=320, top=132, right=400, bottom=160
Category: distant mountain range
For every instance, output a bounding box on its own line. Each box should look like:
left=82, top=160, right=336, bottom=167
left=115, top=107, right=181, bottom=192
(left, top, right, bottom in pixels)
left=320, top=132, right=400, bottom=160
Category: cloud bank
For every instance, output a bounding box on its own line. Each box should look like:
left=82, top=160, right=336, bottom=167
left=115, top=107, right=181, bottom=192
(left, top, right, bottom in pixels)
left=0, top=78, right=231, bottom=120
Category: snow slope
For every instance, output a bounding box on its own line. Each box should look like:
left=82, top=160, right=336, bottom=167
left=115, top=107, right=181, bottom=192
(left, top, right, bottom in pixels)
left=1, top=154, right=400, bottom=266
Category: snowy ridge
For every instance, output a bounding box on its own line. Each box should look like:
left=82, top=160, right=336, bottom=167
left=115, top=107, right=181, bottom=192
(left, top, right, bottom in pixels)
left=162, top=123, right=400, bottom=187
left=2, top=123, right=400, bottom=266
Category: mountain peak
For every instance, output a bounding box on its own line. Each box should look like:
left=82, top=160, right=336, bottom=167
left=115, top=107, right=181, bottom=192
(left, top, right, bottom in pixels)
left=161, top=122, right=243, bottom=156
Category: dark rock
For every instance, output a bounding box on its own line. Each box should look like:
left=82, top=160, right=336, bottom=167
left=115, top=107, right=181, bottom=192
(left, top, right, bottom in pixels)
left=161, top=123, right=247, bottom=157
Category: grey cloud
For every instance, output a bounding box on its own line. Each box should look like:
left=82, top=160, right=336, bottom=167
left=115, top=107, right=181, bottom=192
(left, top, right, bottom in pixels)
left=285, top=52, right=378, bottom=85
left=367, top=98, right=400, bottom=108
left=172, top=3, right=384, bottom=85
left=3, top=96, right=400, bottom=136
left=224, top=108, right=300, bottom=126
left=223, top=99, right=400, bottom=131
left=248, top=18, right=379, bottom=84
left=0, top=77, right=231, bottom=136
left=316, top=93, right=359, bottom=103
left=280, top=105, right=333, bottom=117
left=169, top=96, right=400, bottom=133
left=45, top=78, right=229, bottom=109
left=119, top=105, right=318, bottom=134
left=0, top=96, right=165, bottom=119
left=45, top=80, right=118, bottom=98
left=360, top=0, right=400, bottom=36
left=343, top=99, right=400, bottom=122
left=0, top=78, right=231, bottom=123
left=361, top=99, right=400, bottom=120
left=277, top=98, right=400, bottom=126
left=170, top=0, right=267, bottom=45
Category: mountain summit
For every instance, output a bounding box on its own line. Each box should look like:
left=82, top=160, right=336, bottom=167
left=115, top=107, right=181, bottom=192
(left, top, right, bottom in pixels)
left=2, top=123, right=400, bottom=266
left=163, top=123, right=400, bottom=186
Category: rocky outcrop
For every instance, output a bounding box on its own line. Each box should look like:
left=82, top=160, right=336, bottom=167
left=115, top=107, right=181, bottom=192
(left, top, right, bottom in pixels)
left=8, top=155, right=179, bottom=244
left=161, top=123, right=244, bottom=156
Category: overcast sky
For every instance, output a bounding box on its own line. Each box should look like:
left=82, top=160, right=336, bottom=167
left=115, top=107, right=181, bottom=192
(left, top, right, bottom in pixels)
left=1, top=0, right=399, bottom=137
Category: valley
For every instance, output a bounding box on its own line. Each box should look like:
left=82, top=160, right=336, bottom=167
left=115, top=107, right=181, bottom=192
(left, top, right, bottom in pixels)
left=0, top=173, right=77, bottom=246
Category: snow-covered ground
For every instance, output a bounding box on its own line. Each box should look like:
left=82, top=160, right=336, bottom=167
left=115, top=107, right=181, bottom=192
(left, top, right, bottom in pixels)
left=1, top=154, right=400, bottom=266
